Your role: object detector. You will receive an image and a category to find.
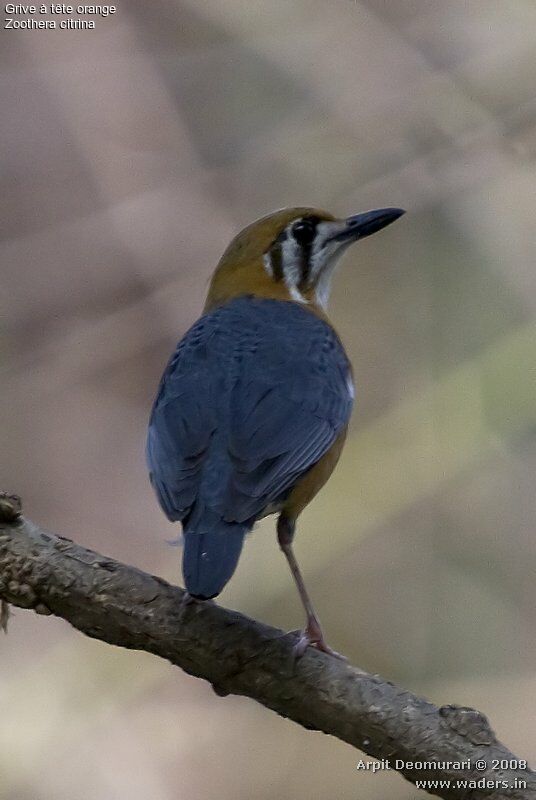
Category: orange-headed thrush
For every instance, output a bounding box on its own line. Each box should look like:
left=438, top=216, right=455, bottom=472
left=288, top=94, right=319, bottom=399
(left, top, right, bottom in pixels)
left=147, top=206, right=404, bottom=656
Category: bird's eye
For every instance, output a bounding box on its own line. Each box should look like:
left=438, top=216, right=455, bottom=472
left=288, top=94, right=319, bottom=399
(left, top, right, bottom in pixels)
left=292, top=218, right=317, bottom=246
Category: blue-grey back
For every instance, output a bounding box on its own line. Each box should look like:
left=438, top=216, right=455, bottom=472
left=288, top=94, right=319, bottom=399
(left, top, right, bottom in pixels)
left=146, top=296, right=353, bottom=527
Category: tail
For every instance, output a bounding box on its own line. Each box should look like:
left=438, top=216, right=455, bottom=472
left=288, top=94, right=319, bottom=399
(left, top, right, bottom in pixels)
left=182, top=510, right=248, bottom=599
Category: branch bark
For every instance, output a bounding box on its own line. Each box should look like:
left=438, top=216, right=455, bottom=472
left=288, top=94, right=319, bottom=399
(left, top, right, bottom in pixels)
left=0, top=493, right=534, bottom=800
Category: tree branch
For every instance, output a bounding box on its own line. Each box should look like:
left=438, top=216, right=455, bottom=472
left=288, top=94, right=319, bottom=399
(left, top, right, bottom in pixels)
left=0, top=493, right=533, bottom=799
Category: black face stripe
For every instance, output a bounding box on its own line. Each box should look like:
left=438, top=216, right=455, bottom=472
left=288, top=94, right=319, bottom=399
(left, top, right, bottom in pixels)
left=267, top=215, right=323, bottom=286
left=292, top=215, right=321, bottom=287
left=298, top=248, right=309, bottom=288
left=270, top=229, right=287, bottom=282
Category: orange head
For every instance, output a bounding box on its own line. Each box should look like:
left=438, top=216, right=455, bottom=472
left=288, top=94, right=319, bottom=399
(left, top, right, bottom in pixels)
left=205, top=206, right=405, bottom=313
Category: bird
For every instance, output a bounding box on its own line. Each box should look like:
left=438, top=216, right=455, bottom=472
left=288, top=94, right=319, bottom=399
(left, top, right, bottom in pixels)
left=146, top=205, right=405, bottom=657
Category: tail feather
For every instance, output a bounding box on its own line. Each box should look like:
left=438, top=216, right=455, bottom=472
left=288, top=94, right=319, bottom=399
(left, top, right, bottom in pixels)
left=182, top=511, right=248, bottom=599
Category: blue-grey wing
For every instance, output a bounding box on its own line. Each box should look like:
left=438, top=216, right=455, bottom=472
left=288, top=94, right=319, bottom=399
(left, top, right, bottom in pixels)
left=224, top=299, right=354, bottom=521
left=147, top=297, right=354, bottom=525
left=146, top=316, right=218, bottom=521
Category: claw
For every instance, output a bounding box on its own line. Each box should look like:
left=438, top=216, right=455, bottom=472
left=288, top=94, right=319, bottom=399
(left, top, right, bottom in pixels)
left=289, top=619, right=347, bottom=661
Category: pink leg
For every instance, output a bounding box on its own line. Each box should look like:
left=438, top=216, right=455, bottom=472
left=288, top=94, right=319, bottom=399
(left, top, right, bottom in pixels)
left=277, top=515, right=345, bottom=660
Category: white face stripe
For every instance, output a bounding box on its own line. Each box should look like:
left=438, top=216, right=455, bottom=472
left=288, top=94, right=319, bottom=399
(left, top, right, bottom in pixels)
left=263, top=252, right=273, bottom=277
left=309, top=221, right=354, bottom=309
left=281, top=235, right=309, bottom=304
left=314, top=239, right=352, bottom=309
left=287, top=282, right=308, bottom=304
left=263, top=217, right=353, bottom=308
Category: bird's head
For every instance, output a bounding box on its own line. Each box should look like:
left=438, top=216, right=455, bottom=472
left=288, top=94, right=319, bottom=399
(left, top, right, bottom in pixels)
left=205, top=206, right=405, bottom=313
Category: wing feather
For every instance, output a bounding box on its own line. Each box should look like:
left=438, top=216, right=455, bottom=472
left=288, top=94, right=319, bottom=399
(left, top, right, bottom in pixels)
left=147, top=298, right=353, bottom=526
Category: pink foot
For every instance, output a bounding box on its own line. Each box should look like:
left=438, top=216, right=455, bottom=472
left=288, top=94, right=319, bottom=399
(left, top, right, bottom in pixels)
left=290, top=618, right=347, bottom=661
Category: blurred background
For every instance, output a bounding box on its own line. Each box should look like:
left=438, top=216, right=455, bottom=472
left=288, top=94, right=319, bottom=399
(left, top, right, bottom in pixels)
left=1, top=1, right=536, bottom=797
